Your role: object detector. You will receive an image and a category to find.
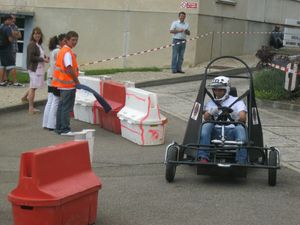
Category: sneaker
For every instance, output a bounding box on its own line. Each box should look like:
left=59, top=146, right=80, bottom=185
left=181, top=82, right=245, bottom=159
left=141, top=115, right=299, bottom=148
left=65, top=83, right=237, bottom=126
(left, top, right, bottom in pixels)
left=60, top=131, right=76, bottom=136
left=177, top=71, right=185, bottom=74
left=13, top=82, right=24, bottom=87
left=0, top=81, right=8, bottom=87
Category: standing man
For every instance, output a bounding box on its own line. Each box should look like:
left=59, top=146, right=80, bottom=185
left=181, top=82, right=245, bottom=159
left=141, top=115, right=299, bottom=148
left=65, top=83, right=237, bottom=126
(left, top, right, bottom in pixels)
left=9, top=14, right=23, bottom=87
left=170, top=11, right=190, bottom=74
left=0, top=15, right=14, bottom=87
left=52, top=31, right=80, bottom=135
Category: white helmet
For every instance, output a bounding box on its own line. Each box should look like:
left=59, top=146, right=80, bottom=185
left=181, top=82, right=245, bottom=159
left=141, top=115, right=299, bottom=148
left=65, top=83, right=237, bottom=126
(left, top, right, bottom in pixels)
left=209, top=76, right=231, bottom=103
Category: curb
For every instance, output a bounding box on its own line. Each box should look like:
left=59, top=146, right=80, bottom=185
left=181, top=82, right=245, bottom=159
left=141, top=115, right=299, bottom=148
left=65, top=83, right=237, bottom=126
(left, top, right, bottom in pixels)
left=0, top=99, right=46, bottom=114
left=135, top=68, right=249, bottom=88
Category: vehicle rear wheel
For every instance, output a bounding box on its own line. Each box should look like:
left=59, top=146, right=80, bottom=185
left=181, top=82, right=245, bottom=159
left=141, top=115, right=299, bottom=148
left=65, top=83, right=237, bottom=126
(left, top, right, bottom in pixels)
left=165, top=146, right=178, bottom=183
left=268, top=150, right=277, bottom=186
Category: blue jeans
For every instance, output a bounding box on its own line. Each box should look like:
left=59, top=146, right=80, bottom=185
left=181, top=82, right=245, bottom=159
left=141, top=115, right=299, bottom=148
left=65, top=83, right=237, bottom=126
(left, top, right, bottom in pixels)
left=171, top=39, right=186, bottom=72
left=198, top=123, right=247, bottom=163
left=55, top=89, right=76, bottom=134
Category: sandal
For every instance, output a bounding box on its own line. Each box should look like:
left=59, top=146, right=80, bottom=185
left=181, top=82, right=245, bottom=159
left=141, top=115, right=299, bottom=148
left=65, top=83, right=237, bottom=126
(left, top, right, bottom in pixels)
left=28, top=109, right=41, bottom=114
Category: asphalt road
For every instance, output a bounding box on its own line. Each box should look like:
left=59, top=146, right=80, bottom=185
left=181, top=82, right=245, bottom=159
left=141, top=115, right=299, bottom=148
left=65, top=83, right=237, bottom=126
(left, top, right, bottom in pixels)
left=1, top=97, right=300, bottom=224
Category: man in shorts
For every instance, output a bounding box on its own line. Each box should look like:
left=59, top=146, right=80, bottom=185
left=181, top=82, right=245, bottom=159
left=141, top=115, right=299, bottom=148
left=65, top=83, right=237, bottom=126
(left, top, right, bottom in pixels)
left=0, top=15, right=15, bottom=87
left=9, top=14, right=23, bottom=87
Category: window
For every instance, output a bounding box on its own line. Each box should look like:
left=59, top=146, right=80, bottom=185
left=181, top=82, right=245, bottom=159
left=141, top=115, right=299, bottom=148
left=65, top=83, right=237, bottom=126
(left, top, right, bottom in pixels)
left=216, top=0, right=237, bottom=6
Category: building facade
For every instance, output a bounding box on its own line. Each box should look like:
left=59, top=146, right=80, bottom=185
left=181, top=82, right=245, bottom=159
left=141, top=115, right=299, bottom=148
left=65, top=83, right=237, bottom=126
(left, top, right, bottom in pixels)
left=1, top=0, right=300, bottom=70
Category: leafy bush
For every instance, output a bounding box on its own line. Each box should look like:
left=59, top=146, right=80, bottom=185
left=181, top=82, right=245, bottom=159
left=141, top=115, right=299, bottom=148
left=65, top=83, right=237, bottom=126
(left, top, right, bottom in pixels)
left=253, top=68, right=298, bottom=100
left=255, top=46, right=275, bottom=64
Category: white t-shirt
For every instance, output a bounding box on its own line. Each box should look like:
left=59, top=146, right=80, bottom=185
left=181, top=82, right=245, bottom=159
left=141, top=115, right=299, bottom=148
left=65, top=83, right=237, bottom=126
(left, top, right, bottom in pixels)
left=170, top=20, right=189, bottom=40
left=204, top=95, right=247, bottom=122
left=64, top=51, right=72, bottom=67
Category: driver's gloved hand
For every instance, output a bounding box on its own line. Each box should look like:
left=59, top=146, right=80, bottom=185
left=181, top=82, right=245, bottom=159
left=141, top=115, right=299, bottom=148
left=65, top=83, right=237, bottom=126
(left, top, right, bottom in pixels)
left=208, top=107, right=219, bottom=117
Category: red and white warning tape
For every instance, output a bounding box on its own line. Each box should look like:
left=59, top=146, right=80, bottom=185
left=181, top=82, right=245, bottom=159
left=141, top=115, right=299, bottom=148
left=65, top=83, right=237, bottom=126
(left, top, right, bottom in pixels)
left=217, top=31, right=271, bottom=35
left=79, top=31, right=272, bottom=67
left=269, top=63, right=289, bottom=72
left=268, top=63, right=300, bottom=76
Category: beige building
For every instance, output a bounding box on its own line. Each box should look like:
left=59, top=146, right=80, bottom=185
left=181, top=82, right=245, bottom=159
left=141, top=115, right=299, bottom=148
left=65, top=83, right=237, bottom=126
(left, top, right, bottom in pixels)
left=1, top=0, right=300, bottom=70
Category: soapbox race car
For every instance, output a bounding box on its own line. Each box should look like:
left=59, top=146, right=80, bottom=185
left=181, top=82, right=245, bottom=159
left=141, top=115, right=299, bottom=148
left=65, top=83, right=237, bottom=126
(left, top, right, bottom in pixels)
left=164, top=56, right=280, bottom=186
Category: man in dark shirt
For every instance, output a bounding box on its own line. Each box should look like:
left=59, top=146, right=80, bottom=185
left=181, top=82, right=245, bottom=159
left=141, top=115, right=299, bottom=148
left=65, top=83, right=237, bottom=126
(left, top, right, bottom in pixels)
left=9, top=14, right=23, bottom=87
left=0, top=15, right=14, bottom=87
left=270, top=25, right=284, bottom=49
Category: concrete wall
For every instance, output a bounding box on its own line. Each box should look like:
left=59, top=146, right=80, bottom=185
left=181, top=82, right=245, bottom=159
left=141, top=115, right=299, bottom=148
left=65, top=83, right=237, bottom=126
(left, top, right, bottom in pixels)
left=1, top=0, right=300, bottom=69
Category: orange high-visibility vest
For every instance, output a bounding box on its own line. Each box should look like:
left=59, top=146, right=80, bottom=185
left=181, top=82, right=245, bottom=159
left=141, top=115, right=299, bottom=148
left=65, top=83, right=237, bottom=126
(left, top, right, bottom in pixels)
left=52, top=46, right=79, bottom=89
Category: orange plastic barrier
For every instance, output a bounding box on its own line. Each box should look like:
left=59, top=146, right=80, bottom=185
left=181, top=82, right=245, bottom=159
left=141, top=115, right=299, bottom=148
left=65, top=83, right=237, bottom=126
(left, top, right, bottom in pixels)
left=94, top=80, right=126, bottom=134
left=8, top=141, right=102, bottom=225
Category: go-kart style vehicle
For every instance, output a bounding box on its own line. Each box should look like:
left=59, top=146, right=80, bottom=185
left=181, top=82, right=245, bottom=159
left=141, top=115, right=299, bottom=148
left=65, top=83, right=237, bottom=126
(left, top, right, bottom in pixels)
left=164, top=56, right=280, bottom=186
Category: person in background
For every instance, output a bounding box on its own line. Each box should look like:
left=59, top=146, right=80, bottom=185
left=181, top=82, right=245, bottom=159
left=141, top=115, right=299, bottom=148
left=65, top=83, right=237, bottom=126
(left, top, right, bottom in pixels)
left=170, top=11, right=190, bottom=74
left=270, top=25, right=284, bottom=49
left=8, top=14, right=23, bottom=87
left=52, top=31, right=80, bottom=135
left=0, top=15, right=14, bottom=87
left=42, top=33, right=66, bottom=130
left=21, top=27, right=49, bottom=114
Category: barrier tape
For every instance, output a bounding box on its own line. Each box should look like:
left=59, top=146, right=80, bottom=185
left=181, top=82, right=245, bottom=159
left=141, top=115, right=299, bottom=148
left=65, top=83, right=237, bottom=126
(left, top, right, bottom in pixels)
left=268, top=63, right=300, bottom=76
left=79, top=31, right=272, bottom=67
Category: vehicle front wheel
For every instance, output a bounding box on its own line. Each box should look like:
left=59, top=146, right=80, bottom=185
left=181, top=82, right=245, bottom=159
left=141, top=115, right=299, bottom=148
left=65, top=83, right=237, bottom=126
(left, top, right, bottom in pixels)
left=165, top=146, right=178, bottom=183
left=268, top=150, right=277, bottom=186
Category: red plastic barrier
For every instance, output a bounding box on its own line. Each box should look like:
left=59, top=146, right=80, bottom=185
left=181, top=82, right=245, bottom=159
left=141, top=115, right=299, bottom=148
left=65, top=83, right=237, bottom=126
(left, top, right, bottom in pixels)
left=8, top=141, right=102, bottom=225
left=94, top=80, right=126, bottom=134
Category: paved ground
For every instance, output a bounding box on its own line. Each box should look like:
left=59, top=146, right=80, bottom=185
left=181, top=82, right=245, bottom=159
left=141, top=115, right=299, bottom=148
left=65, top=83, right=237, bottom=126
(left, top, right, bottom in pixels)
left=1, top=108, right=300, bottom=225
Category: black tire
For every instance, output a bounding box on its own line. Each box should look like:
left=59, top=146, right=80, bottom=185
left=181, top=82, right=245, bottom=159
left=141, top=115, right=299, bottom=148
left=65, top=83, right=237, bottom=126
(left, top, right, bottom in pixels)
left=268, top=150, right=277, bottom=186
left=165, top=146, right=178, bottom=183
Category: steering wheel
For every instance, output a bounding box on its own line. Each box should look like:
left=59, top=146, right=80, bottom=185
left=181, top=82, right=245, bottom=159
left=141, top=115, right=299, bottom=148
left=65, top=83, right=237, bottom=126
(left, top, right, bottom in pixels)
left=216, top=106, right=234, bottom=122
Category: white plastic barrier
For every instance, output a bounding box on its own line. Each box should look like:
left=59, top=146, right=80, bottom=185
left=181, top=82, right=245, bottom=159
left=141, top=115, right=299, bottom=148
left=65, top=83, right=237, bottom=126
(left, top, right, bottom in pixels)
left=74, top=129, right=96, bottom=162
left=74, top=76, right=102, bottom=124
left=74, top=76, right=112, bottom=124
left=74, top=89, right=100, bottom=124
left=78, top=76, right=101, bottom=94
left=117, top=87, right=167, bottom=145
left=285, top=63, right=299, bottom=91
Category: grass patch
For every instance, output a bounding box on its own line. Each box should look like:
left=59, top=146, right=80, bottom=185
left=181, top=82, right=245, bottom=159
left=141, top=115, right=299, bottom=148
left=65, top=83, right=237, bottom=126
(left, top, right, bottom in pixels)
left=13, top=67, right=162, bottom=83
left=83, top=67, right=162, bottom=76
left=253, top=68, right=300, bottom=100
left=9, top=71, right=30, bottom=84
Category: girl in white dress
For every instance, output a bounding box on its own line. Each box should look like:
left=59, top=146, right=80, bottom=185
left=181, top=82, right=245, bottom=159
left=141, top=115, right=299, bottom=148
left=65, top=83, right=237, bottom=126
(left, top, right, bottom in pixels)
left=42, top=34, right=66, bottom=130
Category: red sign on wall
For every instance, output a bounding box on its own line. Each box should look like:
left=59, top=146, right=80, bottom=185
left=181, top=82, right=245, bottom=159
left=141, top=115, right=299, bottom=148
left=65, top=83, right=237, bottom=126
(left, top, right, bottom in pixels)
left=180, top=1, right=198, bottom=9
